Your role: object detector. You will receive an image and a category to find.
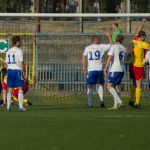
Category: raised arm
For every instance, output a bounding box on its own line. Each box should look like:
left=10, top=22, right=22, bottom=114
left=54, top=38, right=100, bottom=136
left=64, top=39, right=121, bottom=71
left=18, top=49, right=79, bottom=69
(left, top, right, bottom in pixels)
left=135, top=18, right=146, bottom=36
left=105, top=32, right=112, bottom=45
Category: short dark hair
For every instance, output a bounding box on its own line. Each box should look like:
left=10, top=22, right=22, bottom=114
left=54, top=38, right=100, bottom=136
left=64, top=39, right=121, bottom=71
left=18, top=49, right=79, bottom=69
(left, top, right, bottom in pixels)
left=114, top=23, right=119, bottom=28
left=92, top=35, right=100, bottom=42
left=12, top=36, right=21, bottom=45
left=138, top=31, right=146, bottom=38
left=116, top=35, right=124, bottom=43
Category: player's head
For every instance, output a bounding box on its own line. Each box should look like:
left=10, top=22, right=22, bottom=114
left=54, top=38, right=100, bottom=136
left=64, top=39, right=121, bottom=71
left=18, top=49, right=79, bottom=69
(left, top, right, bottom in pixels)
left=116, top=35, right=124, bottom=44
left=112, top=23, right=118, bottom=29
left=92, top=35, right=101, bottom=44
left=138, top=31, right=146, bottom=41
left=12, top=36, right=22, bottom=47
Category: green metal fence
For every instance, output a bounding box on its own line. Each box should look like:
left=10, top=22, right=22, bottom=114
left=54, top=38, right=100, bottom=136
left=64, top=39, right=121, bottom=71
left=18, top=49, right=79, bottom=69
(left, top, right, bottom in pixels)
left=0, top=32, right=150, bottom=94
left=35, top=33, right=150, bottom=93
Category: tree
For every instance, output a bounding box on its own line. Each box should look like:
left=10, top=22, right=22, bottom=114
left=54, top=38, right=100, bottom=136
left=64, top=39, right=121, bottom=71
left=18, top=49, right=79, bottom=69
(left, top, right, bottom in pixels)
left=0, top=0, right=32, bottom=13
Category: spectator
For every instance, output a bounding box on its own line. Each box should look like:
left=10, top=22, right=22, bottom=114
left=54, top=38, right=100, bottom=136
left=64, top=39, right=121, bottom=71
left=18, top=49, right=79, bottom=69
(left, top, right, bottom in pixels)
left=47, top=0, right=53, bottom=13
left=92, top=2, right=99, bottom=13
left=66, top=1, right=69, bottom=12
left=68, top=0, right=78, bottom=13
left=56, top=2, right=61, bottom=13
left=60, top=0, right=65, bottom=13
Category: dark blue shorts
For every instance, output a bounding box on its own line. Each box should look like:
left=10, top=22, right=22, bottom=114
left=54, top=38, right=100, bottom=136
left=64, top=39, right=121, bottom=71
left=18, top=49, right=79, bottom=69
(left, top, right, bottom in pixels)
left=148, top=80, right=150, bottom=87
left=107, top=72, right=124, bottom=85
left=86, top=71, right=104, bottom=85
left=7, top=69, right=24, bottom=88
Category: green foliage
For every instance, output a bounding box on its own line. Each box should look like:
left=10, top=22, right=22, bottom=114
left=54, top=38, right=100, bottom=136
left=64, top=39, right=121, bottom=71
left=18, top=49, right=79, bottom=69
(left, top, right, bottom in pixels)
left=0, top=0, right=32, bottom=13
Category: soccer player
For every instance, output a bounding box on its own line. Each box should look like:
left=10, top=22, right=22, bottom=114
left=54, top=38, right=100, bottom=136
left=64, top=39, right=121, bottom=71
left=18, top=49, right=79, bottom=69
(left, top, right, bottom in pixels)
left=6, top=36, right=25, bottom=111
left=111, top=23, right=122, bottom=44
left=104, top=35, right=127, bottom=109
left=129, top=19, right=150, bottom=108
left=82, top=32, right=112, bottom=108
left=1, top=67, right=7, bottom=106
left=145, top=51, right=150, bottom=87
left=1, top=67, right=32, bottom=108
left=12, top=77, right=32, bottom=107
left=111, top=22, right=122, bottom=94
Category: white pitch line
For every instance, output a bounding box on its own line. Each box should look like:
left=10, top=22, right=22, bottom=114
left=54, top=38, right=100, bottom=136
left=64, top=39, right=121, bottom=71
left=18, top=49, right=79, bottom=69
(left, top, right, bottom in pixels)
left=0, top=113, right=150, bottom=118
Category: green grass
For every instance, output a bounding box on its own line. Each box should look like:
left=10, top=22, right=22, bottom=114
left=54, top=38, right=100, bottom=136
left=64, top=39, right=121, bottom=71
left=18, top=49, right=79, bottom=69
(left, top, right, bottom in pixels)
left=0, top=96, right=150, bottom=150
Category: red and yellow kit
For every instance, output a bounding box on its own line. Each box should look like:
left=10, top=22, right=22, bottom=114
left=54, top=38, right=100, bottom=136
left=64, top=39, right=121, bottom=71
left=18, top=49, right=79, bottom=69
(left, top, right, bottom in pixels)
left=2, top=76, right=7, bottom=91
left=130, top=36, right=149, bottom=80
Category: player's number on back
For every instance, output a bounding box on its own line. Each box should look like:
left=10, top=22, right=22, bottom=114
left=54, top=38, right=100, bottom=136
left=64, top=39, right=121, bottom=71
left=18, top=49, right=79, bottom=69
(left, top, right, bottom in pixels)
left=8, top=54, right=16, bottom=64
left=89, top=51, right=101, bottom=60
left=119, top=52, right=125, bottom=62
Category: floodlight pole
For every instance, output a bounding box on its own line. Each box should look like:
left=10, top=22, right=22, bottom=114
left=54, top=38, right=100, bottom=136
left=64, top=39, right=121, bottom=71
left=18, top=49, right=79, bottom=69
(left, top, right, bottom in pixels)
left=127, top=0, right=131, bottom=34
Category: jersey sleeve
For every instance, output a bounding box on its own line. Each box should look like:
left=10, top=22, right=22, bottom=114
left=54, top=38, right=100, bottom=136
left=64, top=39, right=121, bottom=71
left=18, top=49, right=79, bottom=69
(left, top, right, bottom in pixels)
left=83, top=47, right=88, bottom=56
left=107, top=46, right=114, bottom=56
left=100, top=44, right=111, bottom=53
left=142, top=42, right=149, bottom=50
left=146, top=51, right=150, bottom=63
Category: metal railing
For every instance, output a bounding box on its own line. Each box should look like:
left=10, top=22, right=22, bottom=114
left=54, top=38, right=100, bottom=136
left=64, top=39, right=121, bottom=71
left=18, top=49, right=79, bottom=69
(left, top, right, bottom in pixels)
left=35, top=33, right=150, bottom=93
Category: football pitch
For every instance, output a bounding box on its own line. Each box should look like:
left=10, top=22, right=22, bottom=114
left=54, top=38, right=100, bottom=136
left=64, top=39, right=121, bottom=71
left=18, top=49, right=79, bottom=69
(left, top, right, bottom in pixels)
left=0, top=96, right=150, bottom=150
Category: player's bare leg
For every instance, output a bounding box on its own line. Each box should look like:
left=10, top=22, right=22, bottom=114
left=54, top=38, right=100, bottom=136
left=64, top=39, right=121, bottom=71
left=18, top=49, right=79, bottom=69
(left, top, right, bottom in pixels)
left=115, top=85, right=120, bottom=95
left=2, top=89, right=7, bottom=107
left=129, top=80, right=136, bottom=107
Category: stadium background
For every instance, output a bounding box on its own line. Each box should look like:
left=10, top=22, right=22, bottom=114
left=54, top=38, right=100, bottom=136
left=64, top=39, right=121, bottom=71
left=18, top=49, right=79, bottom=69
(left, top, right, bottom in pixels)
left=0, top=0, right=150, bottom=105
left=0, top=2, right=150, bottom=150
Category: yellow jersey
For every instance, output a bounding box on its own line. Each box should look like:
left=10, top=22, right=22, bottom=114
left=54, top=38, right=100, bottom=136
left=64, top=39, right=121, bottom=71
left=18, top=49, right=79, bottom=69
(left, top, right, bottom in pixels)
left=130, top=38, right=149, bottom=67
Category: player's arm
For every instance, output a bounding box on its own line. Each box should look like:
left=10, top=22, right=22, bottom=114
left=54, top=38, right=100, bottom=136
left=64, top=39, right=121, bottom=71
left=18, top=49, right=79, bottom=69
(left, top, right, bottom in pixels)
left=5, top=53, right=8, bottom=68
left=82, top=55, right=88, bottom=75
left=104, top=46, right=114, bottom=74
left=20, top=61, right=24, bottom=70
left=104, top=55, right=113, bottom=74
left=142, top=42, right=150, bottom=51
left=105, top=32, right=112, bottom=45
left=19, top=49, right=25, bottom=76
left=18, top=49, right=23, bottom=64
left=145, top=51, right=150, bottom=64
left=135, top=18, right=146, bottom=36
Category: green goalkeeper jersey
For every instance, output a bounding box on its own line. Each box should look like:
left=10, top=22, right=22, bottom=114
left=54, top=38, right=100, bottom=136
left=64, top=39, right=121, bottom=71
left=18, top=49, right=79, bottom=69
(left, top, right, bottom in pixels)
left=112, top=28, right=122, bottom=44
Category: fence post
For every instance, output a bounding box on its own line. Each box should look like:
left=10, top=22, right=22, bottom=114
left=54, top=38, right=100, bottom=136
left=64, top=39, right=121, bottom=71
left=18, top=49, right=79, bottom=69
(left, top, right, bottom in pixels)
left=126, top=0, right=131, bottom=34
left=35, top=33, right=39, bottom=90
left=79, top=0, right=83, bottom=33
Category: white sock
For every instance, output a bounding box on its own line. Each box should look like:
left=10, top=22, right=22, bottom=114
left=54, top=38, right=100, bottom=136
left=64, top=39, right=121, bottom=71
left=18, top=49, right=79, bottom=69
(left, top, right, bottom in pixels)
left=108, top=87, right=122, bottom=105
left=97, top=85, right=104, bottom=102
left=87, top=88, right=93, bottom=107
left=7, top=92, right=12, bottom=110
left=18, top=91, right=24, bottom=109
